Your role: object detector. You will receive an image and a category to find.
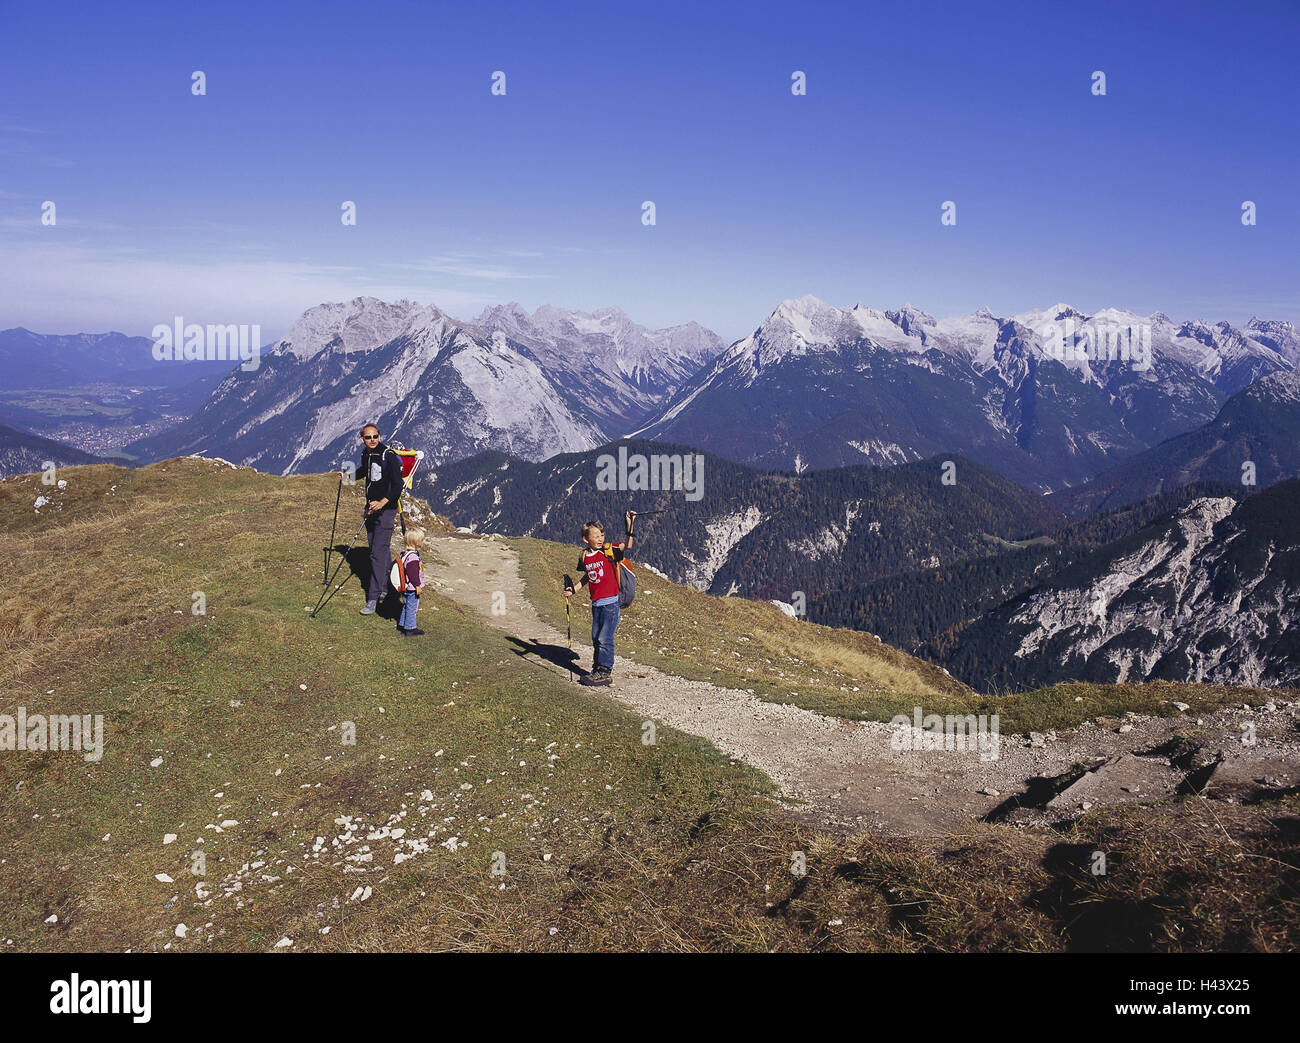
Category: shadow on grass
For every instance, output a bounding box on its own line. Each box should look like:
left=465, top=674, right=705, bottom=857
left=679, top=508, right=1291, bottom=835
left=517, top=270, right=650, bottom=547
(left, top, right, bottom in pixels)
left=505, top=634, right=585, bottom=678
left=312, top=542, right=403, bottom=621
left=1027, top=842, right=1164, bottom=952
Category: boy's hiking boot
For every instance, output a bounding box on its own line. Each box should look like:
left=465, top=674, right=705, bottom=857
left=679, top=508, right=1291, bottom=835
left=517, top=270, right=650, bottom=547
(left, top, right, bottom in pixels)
left=360, top=600, right=378, bottom=615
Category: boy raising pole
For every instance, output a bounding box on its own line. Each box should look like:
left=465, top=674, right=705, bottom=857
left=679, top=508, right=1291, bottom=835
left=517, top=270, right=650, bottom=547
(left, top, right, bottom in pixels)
left=564, top=510, right=635, bottom=686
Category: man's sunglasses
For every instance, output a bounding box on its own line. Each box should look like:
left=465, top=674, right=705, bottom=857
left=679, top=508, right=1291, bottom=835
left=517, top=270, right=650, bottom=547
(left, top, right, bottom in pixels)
left=362, top=434, right=381, bottom=440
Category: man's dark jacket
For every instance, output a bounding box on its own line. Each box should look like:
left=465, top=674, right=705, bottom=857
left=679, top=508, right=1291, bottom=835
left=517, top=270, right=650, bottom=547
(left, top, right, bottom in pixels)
left=359, top=441, right=404, bottom=510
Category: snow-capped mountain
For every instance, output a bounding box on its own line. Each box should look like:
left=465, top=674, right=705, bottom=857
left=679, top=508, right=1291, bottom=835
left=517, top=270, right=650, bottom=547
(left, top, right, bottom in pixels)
left=124, top=292, right=1294, bottom=492
left=632, top=296, right=1295, bottom=491
left=470, top=303, right=725, bottom=429
left=939, top=480, right=1300, bottom=690
left=274, top=297, right=426, bottom=361
left=127, top=298, right=608, bottom=473
left=125, top=296, right=726, bottom=474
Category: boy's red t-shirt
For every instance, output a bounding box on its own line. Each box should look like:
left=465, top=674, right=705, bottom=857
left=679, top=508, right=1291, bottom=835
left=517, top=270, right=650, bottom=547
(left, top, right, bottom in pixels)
left=579, top=544, right=623, bottom=602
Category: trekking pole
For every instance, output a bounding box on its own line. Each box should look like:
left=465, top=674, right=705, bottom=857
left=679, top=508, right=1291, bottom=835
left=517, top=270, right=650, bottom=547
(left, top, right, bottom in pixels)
left=309, top=505, right=371, bottom=619
left=563, top=575, right=574, bottom=682
left=323, top=475, right=343, bottom=586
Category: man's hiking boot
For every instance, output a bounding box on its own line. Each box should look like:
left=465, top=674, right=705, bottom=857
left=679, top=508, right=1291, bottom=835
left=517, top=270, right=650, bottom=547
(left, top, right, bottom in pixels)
left=360, top=600, right=378, bottom=615
left=583, top=667, right=613, bottom=686
left=403, top=628, right=426, bottom=637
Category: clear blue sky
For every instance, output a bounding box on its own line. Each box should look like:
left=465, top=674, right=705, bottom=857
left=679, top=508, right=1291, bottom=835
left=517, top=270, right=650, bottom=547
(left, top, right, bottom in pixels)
left=1, top=0, right=1297, bottom=343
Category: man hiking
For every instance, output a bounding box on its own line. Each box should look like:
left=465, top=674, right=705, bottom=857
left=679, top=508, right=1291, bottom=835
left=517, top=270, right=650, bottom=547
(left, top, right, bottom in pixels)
left=341, top=423, right=405, bottom=616
left=564, top=511, right=635, bottom=686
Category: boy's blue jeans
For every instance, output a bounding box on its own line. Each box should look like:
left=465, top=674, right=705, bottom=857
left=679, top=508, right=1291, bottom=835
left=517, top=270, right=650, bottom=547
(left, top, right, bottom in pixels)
left=591, top=601, right=620, bottom=671
left=399, top=592, right=419, bottom=630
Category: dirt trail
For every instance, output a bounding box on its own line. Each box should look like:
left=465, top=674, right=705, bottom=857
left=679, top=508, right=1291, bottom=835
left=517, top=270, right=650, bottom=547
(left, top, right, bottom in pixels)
left=428, top=534, right=1300, bottom=836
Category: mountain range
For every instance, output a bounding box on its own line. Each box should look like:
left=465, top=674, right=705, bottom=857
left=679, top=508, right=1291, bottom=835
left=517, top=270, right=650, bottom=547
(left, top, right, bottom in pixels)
left=1050, top=369, right=1300, bottom=516
left=423, top=439, right=1063, bottom=595
left=631, top=296, right=1297, bottom=490
left=117, top=295, right=1297, bottom=496
left=0, top=327, right=234, bottom=389
left=124, top=297, right=725, bottom=471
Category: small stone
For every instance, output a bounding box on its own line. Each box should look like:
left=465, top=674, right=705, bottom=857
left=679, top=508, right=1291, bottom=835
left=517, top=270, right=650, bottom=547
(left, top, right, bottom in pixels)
left=163, top=834, right=177, bottom=845
left=150, top=757, right=164, bottom=768
left=155, top=873, right=174, bottom=883
left=1172, top=701, right=1190, bottom=712
left=1118, top=724, right=1133, bottom=733
left=175, top=924, right=188, bottom=938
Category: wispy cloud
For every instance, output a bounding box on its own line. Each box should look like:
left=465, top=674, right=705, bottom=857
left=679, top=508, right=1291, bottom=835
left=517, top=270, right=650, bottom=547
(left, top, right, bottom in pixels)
left=395, top=251, right=551, bottom=280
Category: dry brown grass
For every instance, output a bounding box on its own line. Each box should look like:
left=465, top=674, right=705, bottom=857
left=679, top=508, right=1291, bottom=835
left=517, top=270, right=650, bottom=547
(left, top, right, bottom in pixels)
left=1, top=460, right=1296, bottom=952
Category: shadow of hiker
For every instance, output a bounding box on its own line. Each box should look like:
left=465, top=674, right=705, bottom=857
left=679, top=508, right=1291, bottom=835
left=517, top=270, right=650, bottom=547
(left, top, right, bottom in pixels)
left=321, top=543, right=402, bottom=620
left=504, top=634, right=585, bottom=676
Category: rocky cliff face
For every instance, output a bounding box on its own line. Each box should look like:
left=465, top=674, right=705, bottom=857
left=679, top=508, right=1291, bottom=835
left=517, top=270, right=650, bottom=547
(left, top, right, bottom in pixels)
left=943, top=481, right=1300, bottom=690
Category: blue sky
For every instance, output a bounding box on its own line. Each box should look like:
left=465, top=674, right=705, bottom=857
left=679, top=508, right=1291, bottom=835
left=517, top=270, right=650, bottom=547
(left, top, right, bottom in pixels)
left=1, top=0, right=1297, bottom=343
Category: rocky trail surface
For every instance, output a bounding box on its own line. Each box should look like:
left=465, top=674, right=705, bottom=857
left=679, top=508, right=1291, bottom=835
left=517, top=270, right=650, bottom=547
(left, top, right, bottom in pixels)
left=429, top=534, right=1300, bottom=836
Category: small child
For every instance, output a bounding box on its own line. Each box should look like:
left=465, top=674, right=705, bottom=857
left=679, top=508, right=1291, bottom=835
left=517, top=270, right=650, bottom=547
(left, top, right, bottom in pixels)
left=564, top=512, right=635, bottom=685
left=396, top=527, right=425, bottom=637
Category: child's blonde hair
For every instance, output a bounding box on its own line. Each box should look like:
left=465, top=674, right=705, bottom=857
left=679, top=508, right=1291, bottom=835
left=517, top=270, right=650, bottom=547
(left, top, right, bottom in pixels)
left=404, top=527, right=425, bottom=549
left=581, top=521, right=605, bottom=541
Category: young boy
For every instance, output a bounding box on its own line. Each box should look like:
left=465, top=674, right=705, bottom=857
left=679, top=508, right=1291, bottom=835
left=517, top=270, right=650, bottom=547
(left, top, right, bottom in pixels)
left=564, top=511, right=635, bottom=686
left=396, top=527, right=425, bottom=637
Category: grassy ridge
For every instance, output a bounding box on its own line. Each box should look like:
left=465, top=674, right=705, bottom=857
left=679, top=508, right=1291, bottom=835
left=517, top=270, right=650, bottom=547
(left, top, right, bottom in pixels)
left=1, top=460, right=1296, bottom=952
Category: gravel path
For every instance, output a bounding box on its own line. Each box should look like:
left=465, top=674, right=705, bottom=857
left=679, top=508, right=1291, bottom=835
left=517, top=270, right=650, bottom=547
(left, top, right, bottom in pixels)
left=429, top=535, right=1300, bottom=836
